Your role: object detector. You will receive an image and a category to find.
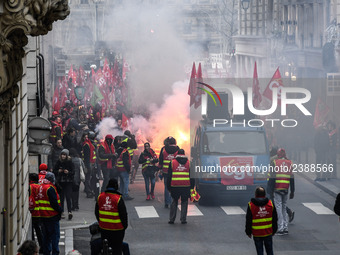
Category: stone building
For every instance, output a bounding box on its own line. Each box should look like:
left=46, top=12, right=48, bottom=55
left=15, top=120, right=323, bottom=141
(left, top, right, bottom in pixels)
left=0, top=1, right=70, bottom=254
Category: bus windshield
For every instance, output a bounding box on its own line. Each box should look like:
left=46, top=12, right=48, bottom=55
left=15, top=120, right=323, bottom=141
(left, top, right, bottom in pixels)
left=202, top=131, right=267, bottom=155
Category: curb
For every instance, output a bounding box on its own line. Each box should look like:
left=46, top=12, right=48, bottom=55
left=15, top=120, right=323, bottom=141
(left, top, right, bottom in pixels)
left=298, top=172, right=338, bottom=198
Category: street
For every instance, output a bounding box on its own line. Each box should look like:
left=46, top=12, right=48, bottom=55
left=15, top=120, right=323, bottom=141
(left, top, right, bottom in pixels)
left=57, top=172, right=340, bottom=255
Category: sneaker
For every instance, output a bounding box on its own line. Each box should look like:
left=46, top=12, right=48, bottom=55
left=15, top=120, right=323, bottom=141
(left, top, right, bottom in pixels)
left=151, top=192, right=155, bottom=200
left=276, top=231, right=284, bottom=236
left=289, top=211, right=295, bottom=223
left=164, top=204, right=169, bottom=208
left=124, top=195, right=134, bottom=201
left=168, top=221, right=174, bottom=224
left=146, top=195, right=151, bottom=200
left=61, top=213, right=65, bottom=219
left=181, top=221, right=187, bottom=224
left=68, top=212, right=73, bottom=220
left=283, top=230, right=289, bottom=235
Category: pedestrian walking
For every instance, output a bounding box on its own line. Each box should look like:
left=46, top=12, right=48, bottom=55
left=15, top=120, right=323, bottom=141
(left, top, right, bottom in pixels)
left=29, top=173, right=43, bottom=253
left=267, top=148, right=294, bottom=235
left=69, top=148, right=85, bottom=211
left=159, top=136, right=179, bottom=208
left=245, top=186, right=278, bottom=255
left=138, top=142, right=158, bottom=200
left=82, top=132, right=97, bottom=198
left=95, top=179, right=128, bottom=255
left=98, top=134, right=117, bottom=193
left=53, top=149, right=75, bottom=220
left=167, top=149, right=194, bottom=224
left=117, top=138, right=134, bottom=200
left=39, top=172, right=62, bottom=255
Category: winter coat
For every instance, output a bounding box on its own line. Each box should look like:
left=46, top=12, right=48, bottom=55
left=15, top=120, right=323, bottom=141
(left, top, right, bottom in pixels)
left=72, top=156, right=85, bottom=186
left=53, top=156, right=75, bottom=183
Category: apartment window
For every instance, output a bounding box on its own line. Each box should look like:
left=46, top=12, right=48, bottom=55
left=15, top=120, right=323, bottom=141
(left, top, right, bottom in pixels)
left=80, top=0, right=89, bottom=3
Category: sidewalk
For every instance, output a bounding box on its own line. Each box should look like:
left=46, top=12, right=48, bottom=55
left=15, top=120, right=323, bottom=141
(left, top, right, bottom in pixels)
left=296, top=148, right=340, bottom=198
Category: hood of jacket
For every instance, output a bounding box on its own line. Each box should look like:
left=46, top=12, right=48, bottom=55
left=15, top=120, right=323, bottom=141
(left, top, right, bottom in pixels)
left=165, top=144, right=179, bottom=154
left=175, top=155, right=188, bottom=165
left=250, top=197, right=269, bottom=207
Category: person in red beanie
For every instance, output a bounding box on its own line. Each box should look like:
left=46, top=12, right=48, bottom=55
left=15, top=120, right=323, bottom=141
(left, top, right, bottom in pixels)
left=38, top=163, right=49, bottom=184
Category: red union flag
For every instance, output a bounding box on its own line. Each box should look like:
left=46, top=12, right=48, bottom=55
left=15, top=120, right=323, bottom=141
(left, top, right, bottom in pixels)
left=263, top=67, right=283, bottom=105
left=252, top=61, right=262, bottom=108
left=187, top=62, right=197, bottom=107
left=313, top=98, right=330, bottom=128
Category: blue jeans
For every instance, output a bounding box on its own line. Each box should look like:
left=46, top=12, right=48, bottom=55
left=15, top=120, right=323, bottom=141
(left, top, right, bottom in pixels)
left=274, top=191, right=288, bottom=232
left=41, top=220, right=60, bottom=255
left=163, top=174, right=172, bottom=206
left=143, top=172, right=155, bottom=195
left=119, top=171, right=130, bottom=198
left=253, top=235, right=273, bottom=255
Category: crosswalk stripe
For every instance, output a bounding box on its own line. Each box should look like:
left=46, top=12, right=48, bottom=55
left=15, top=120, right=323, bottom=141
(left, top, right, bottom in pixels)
left=135, top=206, right=159, bottom=218
left=221, top=206, right=246, bottom=215
left=177, top=204, right=203, bottom=216
left=302, top=202, right=334, bottom=215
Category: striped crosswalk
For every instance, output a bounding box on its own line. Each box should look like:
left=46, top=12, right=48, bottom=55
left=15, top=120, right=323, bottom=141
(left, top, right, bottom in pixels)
left=133, top=202, right=336, bottom=219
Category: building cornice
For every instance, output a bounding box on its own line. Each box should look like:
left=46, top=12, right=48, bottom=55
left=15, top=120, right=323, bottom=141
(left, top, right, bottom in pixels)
left=0, top=0, right=70, bottom=128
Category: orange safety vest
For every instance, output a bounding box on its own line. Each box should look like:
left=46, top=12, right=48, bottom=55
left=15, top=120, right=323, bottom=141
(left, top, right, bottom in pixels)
left=161, top=147, right=178, bottom=174
left=38, top=182, right=61, bottom=218
left=249, top=199, right=274, bottom=237
left=82, top=139, right=97, bottom=164
left=170, top=159, right=190, bottom=187
left=29, top=182, right=40, bottom=217
left=117, top=149, right=131, bottom=172
left=98, top=141, right=115, bottom=169
left=274, top=159, right=292, bottom=191
left=141, top=149, right=157, bottom=172
left=97, top=192, right=124, bottom=231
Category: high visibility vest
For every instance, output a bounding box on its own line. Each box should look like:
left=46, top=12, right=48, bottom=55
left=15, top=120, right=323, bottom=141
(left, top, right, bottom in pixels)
left=117, top=149, right=131, bottom=172
left=38, top=182, right=61, bottom=218
left=141, top=149, right=157, bottom=172
left=249, top=200, right=274, bottom=237
left=82, top=140, right=97, bottom=164
left=98, top=141, right=115, bottom=169
left=274, top=159, right=292, bottom=191
left=29, top=182, right=40, bottom=217
left=170, top=159, right=190, bottom=187
left=161, top=148, right=178, bottom=174
left=97, top=192, right=124, bottom=231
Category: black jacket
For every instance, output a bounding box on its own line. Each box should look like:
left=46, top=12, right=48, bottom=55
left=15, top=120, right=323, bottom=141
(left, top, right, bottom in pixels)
left=334, top=193, right=340, bottom=216
left=95, top=188, right=128, bottom=230
left=245, top=197, right=278, bottom=236
left=53, top=157, right=75, bottom=183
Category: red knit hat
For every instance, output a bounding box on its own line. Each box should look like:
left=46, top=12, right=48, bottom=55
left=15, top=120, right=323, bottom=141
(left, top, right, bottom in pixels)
left=39, top=163, right=48, bottom=171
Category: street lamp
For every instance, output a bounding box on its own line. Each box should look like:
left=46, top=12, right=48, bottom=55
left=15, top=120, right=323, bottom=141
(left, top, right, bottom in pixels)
left=241, top=0, right=250, bottom=11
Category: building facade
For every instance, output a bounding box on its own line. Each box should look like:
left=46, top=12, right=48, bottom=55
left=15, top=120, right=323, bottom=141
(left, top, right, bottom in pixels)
left=0, top=1, right=70, bottom=254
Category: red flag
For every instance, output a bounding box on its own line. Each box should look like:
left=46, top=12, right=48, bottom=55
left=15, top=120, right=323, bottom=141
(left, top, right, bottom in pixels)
left=188, top=62, right=197, bottom=107
left=122, top=59, right=129, bottom=81
left=263, top=67, right=284, bottom=105
left=121, top=113, right=129, bottom=130
left=194, top=63, right=203, bottom=109
left=252, top=62, right=262, bottom=108
left=313, top=98, right=330, bottom=128
left=52, top=81, right=60, bottom=112
left=103, top=58, right=111, bottom=83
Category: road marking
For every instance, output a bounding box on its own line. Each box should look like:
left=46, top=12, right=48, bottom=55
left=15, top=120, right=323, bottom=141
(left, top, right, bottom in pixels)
left=135, top=206, right=159, bottom=218
left=221, top=206, right=246, bottom=215
left=64, top=229, right=74, bottom=254
left=302, top=202, right=334, bottom=215
left=177, top=204, right=203, bottom=216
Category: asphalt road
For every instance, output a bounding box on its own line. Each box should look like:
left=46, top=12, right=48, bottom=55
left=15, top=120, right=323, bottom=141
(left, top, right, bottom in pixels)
left=68, top=173, right=340, bottom=255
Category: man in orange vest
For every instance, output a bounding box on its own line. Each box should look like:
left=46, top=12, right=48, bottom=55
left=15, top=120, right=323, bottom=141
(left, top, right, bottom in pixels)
left=29, top=173, right=43, bottom=253
left=267, top=148, right=294, bottom=236
left=159, top=136, right=179, bottom=208
left=167, top=149, right=194, bottom=224
left=95, top=178, right=128, bottom=255
left=98, top=134, right=117, bottom=193
left=38, top=172, right=62, bottom=255
left=246, top=186, right=278, bottom=255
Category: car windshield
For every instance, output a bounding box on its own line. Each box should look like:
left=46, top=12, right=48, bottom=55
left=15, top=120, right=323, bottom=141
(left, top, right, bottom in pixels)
left=202, top=131, right=267, bottom=155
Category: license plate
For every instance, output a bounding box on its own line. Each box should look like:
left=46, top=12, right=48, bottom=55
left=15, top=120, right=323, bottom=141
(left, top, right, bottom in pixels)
left=226, top=185, right=247, bottom=190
